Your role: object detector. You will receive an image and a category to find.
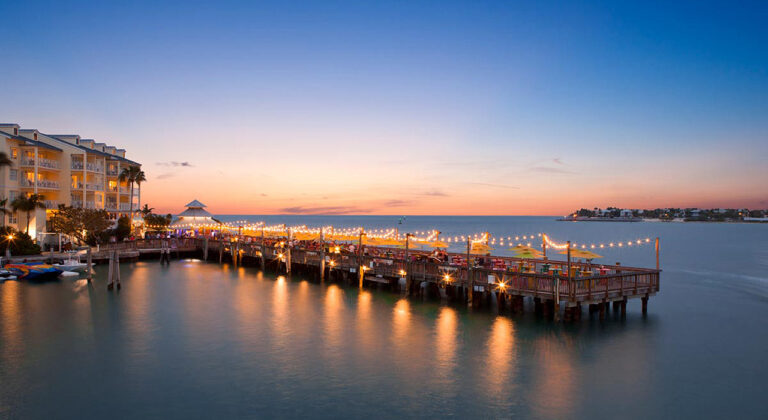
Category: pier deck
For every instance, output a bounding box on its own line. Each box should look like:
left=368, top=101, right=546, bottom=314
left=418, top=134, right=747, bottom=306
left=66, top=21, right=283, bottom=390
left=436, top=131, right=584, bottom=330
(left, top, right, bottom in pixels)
left=95, top=237, right=660, bottom=319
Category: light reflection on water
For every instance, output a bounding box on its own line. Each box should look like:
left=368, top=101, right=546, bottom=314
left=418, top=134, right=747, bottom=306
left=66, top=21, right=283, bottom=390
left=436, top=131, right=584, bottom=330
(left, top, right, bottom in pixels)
left=0, top=257, right=765, bottom=418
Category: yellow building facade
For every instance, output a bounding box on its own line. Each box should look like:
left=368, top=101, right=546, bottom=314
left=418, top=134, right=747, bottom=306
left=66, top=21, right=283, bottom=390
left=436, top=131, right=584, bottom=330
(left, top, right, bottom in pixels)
left=0, top=123, right=141, bottom=239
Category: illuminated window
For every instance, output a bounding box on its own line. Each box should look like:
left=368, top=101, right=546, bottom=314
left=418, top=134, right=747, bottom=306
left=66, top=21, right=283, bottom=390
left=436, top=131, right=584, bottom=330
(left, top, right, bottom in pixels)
left=10, top=148, right=17, bottom=159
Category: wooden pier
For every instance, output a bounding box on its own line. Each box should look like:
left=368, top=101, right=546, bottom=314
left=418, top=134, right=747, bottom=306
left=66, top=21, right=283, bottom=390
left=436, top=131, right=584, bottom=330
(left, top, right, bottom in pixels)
left=96, top=237, right=660, bottom=320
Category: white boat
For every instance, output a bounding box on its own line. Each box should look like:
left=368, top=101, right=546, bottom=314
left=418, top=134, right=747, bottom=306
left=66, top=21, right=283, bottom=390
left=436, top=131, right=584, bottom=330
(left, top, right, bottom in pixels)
left=54, top=252, right=89, bottom=273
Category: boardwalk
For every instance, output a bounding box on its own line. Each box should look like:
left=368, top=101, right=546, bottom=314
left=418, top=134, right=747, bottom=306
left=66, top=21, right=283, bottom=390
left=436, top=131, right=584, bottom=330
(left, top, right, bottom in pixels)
left=96, top=237, right=659, bottom=321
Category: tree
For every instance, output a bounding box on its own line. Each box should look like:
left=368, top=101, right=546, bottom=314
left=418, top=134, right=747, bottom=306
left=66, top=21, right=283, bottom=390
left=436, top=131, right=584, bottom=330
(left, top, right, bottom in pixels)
left=11, top=194, right=47, bottom=234
left=0, top=152, right=13, bottom=228
left=144, top=213, right=172, bottom=232
left=50, top=205, right=113, bottom=245
left=0, top=226, right=40, bottom=255
left=0, top=198, right=9, bottom=228
left=0, top=152, right=12, bottom=168
left=140, top=204, right=154, bottom=217
left=119, top=166, right=146, bottom=225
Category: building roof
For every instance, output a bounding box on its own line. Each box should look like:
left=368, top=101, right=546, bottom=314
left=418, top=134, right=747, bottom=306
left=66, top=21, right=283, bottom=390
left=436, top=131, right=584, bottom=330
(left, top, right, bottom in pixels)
left=0, top=130, right=63, bottom=151
left=45, top=134, right=140, bottom=166
left=185, top=199, right=206, bottom=208
left=178, top=207, right=214, bottom=218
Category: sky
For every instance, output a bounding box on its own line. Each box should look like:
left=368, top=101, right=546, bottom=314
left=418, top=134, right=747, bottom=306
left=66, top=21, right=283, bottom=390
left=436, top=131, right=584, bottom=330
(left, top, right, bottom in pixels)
left=0, top=0, right=766, bottom=215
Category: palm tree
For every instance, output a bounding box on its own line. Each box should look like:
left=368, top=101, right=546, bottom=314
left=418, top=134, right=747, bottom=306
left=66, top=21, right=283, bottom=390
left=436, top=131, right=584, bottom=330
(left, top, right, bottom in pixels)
left=0, top=198, right=9, bottom=228
left=134, top=169, right=146, bottom=220
left=0, top=152, right=12, bottom=227
left=140, top=204, right=154, bottom=217
left=11, top=194, right=47, bottom=233
left=119, top=166, right=145, bottom=224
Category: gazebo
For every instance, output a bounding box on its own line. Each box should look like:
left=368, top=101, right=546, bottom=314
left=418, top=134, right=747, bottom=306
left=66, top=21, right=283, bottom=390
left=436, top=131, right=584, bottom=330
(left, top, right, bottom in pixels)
left=171, top=199, right=221, bottom=233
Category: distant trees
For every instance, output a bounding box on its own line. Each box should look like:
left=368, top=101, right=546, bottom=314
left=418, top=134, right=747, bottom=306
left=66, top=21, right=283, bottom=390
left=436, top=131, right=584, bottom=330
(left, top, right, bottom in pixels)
left=50, top=205, right=113, bottom=245
left=11, top=194, right=47, bottom=233
left=144, top=213, right=173, bottom=232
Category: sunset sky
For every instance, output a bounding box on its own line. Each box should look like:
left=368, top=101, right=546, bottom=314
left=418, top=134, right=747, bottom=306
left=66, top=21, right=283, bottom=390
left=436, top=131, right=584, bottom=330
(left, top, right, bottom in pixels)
left=1, top=0, right=766, bottom=215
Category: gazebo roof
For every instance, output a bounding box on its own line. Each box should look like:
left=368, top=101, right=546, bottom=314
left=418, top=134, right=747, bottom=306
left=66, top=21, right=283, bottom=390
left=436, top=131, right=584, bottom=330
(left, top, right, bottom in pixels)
left=185, top=199, right=207, bottom=208
left=178, top=207, right=213, bottom=218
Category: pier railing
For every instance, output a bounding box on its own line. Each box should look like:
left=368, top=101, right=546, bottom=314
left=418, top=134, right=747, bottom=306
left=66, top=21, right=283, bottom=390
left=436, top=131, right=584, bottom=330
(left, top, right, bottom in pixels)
left=97, top=237, right=659, bottom=303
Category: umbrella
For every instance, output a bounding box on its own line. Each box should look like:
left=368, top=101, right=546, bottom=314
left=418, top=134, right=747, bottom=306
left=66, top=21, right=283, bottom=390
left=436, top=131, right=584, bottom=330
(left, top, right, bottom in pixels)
left=559, top=249, right=603, bottom=259
left=513, top=250, right=543, bottom=259
left=470, top=243, right=494, bottom=254
left=508, top=245, right=541, bottom=253
left=429, top=240, right=449, bottom=248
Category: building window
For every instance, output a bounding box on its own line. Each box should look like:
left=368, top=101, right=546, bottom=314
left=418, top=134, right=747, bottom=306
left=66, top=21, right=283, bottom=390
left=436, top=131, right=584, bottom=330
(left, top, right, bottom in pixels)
left=9, top=212, right=17, bottom=225
left=9, top=191, right=18, bottom=200
left=10, top=148, right=18, bottom=159
left=9, top=169, right=17, bottom=181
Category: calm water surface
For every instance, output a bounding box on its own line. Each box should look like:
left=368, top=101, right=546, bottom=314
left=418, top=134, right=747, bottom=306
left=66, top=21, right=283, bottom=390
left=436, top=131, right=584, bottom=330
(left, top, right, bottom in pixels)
left=1, top=217, right=767, bottom=418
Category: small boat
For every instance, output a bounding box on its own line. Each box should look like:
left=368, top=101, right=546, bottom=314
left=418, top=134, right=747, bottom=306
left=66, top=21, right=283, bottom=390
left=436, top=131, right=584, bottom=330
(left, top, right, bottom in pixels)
left=53, top=252, right=89, bottom=273
left=4, top=263, right=63, bottom=281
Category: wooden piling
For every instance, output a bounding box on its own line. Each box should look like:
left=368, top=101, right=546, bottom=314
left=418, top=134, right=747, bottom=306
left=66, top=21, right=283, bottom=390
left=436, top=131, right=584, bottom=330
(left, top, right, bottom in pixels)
left=319, top=228, right=325, bottom=281
left=203, top=237, right=209, bottom=261
left=86, top=246, right=93, bottom=283
left=466, top=238, right=473, bottom=307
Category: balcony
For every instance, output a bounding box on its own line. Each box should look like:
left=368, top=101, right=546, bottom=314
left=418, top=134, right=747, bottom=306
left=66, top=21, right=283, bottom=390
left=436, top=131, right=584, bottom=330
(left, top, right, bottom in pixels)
left=107, top=185, right=119, bottom=193
left=106, top=168, right=119, bottom=176
left=120, top=203, right=132, bottom=211
left=71, top=200, right=83, bottom=208
left=86, top=183, right=104, bottom=191
left=20, top=179, right=60, bottom=190
left=105, top=202, right=118, bottom=211
left=72, top=182, right=84, bottom=190
left=70, top=162, right=103, bottom=172
left=22, top=158, right=59, bottom=170
left=86, top=163, right=103, bottom=173
left=43, top=200, right=59, bottom=209
left=120, top=187, right=131, bottom=195
left=85, top=202, right=103, bottom=210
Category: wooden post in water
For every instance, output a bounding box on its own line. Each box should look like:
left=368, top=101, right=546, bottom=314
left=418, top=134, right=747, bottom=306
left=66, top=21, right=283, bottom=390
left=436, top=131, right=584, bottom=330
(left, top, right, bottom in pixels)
left=86, top=246, right=93, bottom=283
left=107, top=250, right=114, bottom=290
left=542, top=234, right=547, bottom=258
left=466, top=238, right=473, bottom=306
left=655, top=237, right=660, bottom=270
left=260, top=225, right=266, bottom=272
left=404, top=234, right=410, bottom=295
left=203, top=236, right=209, bottom=261
left=286, top=228, right=292, bottom=275
left=219, top=238, right=224, bottom=264
left=115, top=249, right=121, bottom=290
left=230, top=239, right=236, bottom=265
left=319, top=227, right=325, bottom=281
left=566, top=241, right=572, bottom=279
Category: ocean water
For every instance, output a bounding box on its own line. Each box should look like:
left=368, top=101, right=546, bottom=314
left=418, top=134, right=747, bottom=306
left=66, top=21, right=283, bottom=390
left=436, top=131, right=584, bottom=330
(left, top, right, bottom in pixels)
left=1, top=216, right=766, bottom=418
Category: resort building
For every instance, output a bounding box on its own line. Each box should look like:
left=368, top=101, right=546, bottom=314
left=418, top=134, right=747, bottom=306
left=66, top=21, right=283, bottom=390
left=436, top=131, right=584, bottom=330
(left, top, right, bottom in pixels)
left=0, top=123, right=141, bottom=239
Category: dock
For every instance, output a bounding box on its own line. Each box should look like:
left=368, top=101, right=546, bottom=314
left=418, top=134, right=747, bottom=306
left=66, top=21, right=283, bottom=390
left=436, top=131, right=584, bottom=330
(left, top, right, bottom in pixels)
left=93, top=236, right=660, bottom=321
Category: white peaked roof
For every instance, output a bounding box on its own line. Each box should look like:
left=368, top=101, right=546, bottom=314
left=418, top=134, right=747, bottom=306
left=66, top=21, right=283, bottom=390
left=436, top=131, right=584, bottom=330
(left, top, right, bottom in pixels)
left=171, top=199, right=217, bottom=228
left=185, top=199, right=207, bottom=208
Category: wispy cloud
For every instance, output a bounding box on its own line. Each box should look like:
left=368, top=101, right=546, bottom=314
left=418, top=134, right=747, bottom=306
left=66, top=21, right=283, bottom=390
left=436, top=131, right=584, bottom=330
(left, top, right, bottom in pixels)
left=383, top=199, right=413, bottom=207
left=553, top=158, right=564, bottom=165
left=156, top=173, right=174, bottom=180
left=530, top=166, right=574, bottom=174
left=157, top=161, right=193, bottom=167
left=467, top=182, right=519, bottom=190
left=279, top=205, right=372, bottom=215
left=421, top=190, right=449, bottom=197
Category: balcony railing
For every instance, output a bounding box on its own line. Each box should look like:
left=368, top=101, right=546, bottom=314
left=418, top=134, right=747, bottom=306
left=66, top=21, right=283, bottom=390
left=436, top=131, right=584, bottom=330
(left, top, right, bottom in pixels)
left=107, top=169, right=119, bottom=176
left=86, top=163, right=103, bottom=172
left=107, top=186, right=119, bottom=193
left=71, top=162, right=84, bottom=170
left=86, top=183, right=104, bottom=191
left=85, top=201, right=102, bottom=209
left=23, top=158, right=60, bottom=169
left=71, top=200, right=83, bottom=208
left=43, top=200, right=59, bottom=209
left=120, top=203, right=132, bottom=211
left=72, top=182, right=84, bottom=190
left=20, top=179, right=60, bottom=189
